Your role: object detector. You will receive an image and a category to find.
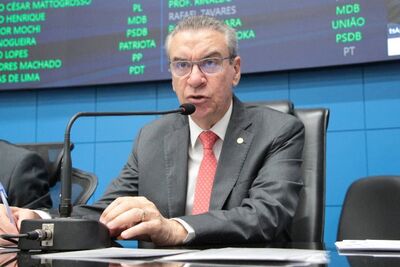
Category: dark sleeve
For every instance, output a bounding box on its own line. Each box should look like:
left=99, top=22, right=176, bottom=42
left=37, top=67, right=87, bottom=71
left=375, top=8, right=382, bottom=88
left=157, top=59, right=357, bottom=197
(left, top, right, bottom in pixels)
left=71, top=136, right=140, bottom=220
left=8, top=151, right=52, bottom=209
left=180, top=118, right=305, bottom=245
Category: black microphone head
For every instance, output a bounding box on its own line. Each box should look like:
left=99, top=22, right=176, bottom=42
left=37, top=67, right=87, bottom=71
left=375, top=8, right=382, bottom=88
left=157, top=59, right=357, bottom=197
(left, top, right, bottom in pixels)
left=180, top=103, right=196, bottom=115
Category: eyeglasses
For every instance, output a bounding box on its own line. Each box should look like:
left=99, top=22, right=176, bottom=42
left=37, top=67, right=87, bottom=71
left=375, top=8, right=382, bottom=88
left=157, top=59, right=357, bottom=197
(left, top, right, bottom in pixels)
left=169, top=57, right=232, bottom=77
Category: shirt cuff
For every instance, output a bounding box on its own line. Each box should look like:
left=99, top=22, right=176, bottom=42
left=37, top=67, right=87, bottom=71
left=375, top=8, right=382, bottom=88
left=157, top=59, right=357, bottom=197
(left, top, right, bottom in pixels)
left=33, top=210, right=51, bottom=219
left=172, top=218, right=195, bottom=244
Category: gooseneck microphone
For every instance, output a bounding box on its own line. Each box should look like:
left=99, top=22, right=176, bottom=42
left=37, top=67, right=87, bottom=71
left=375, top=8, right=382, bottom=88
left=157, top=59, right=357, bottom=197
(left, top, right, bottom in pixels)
left=18, top=103, right=195, bottom=251
left=59, top=103, right=195, bottom=217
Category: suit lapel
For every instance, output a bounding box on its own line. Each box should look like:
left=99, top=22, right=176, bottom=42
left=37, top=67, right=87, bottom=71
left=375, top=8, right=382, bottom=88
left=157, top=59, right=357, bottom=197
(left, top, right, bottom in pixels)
left=210, top=98, right=254, bottom=210
left=164, top=117, right=189, bottom=217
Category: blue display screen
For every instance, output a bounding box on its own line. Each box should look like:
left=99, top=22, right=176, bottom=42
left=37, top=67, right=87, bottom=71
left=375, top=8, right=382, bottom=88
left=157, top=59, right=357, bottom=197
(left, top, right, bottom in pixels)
left=0, top=0, right=399, bottom=90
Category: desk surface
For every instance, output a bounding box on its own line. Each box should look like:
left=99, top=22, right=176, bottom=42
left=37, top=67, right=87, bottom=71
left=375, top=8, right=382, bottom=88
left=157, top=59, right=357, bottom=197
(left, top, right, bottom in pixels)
left=3, top=242, right=400, bottom=267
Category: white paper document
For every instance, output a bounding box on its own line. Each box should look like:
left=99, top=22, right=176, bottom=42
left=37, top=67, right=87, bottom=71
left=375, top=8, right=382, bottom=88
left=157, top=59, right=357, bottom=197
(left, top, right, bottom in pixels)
left=335, top=240, right=400, bottom=251
left=161, top=247, right=329, bottom=264
left=33, top=247, right=195, bottom=260
left=32, top=247, right=329, bottom=264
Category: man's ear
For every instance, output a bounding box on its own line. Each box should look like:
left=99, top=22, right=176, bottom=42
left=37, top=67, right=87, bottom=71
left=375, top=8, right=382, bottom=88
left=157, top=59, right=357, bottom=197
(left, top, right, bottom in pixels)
left=232, top=56, right=241, bottom=87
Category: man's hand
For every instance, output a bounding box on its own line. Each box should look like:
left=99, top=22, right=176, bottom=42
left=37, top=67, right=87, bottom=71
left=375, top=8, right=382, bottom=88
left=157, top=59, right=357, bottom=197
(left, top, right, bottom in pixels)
left=0, top=252, right=17, bottom=267
left=99, top=197, right=188, bottom=246
left=0, top=205, right=40, bottom=246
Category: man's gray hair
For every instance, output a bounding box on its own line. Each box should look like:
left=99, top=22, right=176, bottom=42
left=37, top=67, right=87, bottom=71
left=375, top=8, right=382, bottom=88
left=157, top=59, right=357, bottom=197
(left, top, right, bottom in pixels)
left=165, top=15, right=238, bottom=59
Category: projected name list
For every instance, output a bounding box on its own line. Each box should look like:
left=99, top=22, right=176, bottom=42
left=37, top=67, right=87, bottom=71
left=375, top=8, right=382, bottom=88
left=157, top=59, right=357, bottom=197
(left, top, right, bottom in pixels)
left=0, top=1, right=92, bottom=86
left=0, top=0, right=397, bottom=90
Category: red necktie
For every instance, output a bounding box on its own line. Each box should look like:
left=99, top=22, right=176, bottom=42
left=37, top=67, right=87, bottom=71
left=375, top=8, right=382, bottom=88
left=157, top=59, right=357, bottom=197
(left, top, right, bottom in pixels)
left=192, top=131, right=219, bottom=215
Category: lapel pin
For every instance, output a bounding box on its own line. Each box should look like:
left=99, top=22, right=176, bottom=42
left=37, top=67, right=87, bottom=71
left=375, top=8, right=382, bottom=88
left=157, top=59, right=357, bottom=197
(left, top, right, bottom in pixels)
left=237, top=137, right=244, bottom=144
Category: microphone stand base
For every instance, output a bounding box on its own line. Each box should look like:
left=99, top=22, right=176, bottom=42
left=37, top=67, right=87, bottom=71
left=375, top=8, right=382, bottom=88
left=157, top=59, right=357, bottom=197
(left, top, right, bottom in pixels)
left=18, top=218, right=112, bottom=251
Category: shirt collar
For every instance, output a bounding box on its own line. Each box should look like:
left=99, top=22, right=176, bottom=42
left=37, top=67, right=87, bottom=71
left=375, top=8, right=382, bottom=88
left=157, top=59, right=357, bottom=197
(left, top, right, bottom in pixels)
left=189, top=100, right=233, bottom=148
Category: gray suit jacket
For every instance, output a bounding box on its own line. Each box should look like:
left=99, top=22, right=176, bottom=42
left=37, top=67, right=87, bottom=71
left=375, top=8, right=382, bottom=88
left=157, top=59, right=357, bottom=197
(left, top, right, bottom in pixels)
left=74, top=96, right=305, bottom=245
left=0, top=140, right=52, bottom=209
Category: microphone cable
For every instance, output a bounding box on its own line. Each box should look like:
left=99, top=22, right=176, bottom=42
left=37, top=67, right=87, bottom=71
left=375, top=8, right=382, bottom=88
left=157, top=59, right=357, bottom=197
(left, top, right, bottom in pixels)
left=0, top=229, right=53, bottom=245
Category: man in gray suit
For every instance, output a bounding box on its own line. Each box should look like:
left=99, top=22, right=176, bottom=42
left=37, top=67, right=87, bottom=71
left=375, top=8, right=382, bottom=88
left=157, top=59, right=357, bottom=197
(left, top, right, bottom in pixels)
left=0, top=140, right=52, bottom=209
left=0, top=15, right=304, bottom=247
